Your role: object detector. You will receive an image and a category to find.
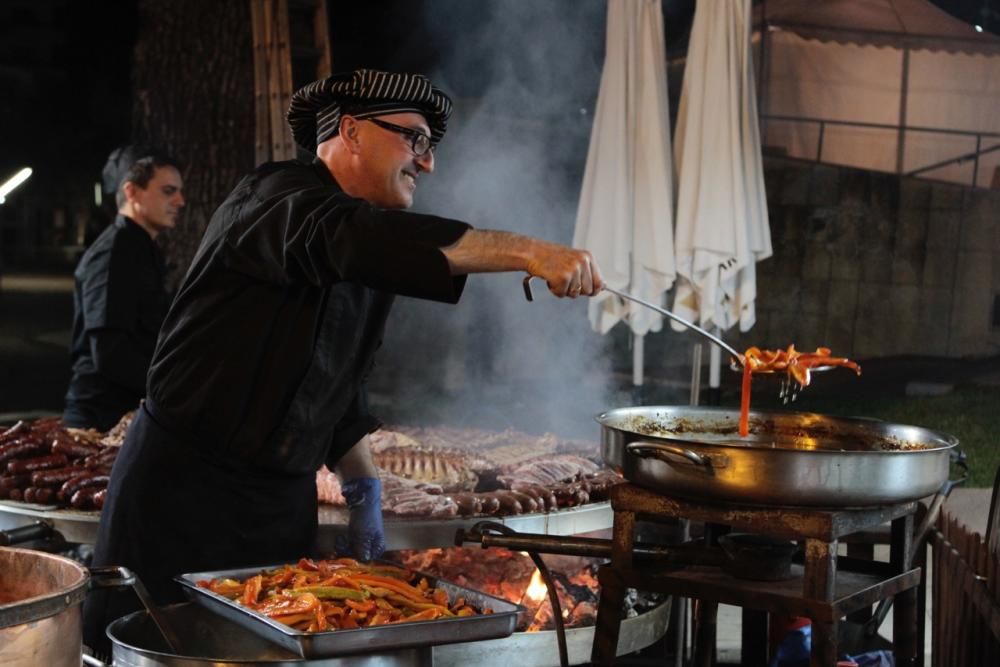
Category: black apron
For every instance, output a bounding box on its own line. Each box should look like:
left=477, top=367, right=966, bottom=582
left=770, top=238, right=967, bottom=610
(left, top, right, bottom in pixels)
left=82, top=402, right=318, bottom=652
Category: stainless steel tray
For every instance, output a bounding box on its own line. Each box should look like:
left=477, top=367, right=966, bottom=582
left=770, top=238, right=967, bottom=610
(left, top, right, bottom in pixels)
left=0, top=499, right=100, bottom=544
left=317, top=501, right=613, bottom=551
left=176, top=563, right=524, bottom=658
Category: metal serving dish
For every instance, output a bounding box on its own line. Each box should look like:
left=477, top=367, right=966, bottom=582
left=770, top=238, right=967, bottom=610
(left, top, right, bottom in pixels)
left=599, top=406, right=958, bottom=507
left=176, top=565, right=523, bottom=659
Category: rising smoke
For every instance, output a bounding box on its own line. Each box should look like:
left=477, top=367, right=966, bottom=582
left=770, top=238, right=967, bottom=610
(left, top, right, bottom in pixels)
left=368, top=0, right=628, bottom=440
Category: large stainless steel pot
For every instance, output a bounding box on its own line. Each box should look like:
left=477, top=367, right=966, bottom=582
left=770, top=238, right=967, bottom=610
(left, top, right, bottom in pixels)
left=107, top=602, right=430, bottom=666
left=0, top=547, right=133, bottom=667
left=599, top=406, right=958, bottom=507
left=107, top=600, right=671, bottom=667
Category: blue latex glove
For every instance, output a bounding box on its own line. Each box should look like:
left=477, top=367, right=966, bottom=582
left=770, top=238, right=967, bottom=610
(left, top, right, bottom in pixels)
left=336, top=477, right=385, bottom=562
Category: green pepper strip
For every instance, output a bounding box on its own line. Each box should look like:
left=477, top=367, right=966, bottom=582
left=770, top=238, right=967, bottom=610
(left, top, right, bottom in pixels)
left=287, top=586, right=369, bottom=601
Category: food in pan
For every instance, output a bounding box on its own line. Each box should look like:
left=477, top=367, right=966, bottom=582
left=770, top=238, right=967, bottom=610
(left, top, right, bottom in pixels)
left=196, top=557, right=492, bottom=632
left=738, top=346, right=861, bottom=436
left=741, top=345, right=860, bottom=387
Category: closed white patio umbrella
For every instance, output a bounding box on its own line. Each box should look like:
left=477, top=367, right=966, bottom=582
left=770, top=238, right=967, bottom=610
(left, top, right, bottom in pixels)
left=573, top=0, right=676, bottom=386
left=671, top=0, right=772, bottom=387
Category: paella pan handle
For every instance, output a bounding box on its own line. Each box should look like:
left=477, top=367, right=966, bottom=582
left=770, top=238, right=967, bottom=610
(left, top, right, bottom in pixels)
left=626, top=442, right=728, bottom=470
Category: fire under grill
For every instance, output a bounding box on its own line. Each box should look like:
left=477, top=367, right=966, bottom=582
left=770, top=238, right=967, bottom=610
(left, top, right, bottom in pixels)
left=392, top=546, right=667, bottom=633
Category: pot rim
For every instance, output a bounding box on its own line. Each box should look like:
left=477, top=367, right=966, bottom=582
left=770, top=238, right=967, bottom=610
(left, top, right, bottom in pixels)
left=596, top=405, right=959, bottom=454
left=0, top=546, right=89, bottom=629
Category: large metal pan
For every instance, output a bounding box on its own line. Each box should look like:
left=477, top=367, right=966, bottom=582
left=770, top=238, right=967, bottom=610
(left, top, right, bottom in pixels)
left=599, top=406, right=958, bottom=507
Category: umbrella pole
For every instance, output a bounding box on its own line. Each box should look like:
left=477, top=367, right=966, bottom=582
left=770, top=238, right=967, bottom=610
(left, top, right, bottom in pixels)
left=707, top=330, right=722, bottom=406
left=689, top=343, right=702, bottom=406
left=632, top=332, right=645, bottom=388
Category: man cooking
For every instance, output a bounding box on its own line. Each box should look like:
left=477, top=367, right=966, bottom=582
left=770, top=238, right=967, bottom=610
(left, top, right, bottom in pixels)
left=82, top=69, right=602, bottom=650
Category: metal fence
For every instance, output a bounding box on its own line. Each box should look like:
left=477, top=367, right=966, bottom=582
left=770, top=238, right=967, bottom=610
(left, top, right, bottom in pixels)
left=760, top=113, right=1000, bottom=189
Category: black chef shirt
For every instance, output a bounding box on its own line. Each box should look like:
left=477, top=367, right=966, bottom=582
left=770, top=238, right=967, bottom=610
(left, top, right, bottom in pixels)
left=146, top=159, right=470, bottom=475
left=64, top=215, right=168, bottom=431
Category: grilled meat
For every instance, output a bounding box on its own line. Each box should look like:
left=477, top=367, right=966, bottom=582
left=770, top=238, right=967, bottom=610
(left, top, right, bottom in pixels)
left=381, top=473, right=458, bottom=518
left=373, top=446, right=480, bottom=492
left=497, top=454, right=601, bottom=491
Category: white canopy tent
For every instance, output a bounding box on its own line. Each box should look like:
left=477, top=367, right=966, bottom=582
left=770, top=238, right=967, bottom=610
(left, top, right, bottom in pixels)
left=757, top=0, right=1000, bottom=188
left=574, top=0, right=676, bottom=387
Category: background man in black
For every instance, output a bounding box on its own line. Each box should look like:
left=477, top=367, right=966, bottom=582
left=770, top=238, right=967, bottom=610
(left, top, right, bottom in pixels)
left=83, top=70, right=601, bottom=652
left=63, top=147, right=185, bottom=431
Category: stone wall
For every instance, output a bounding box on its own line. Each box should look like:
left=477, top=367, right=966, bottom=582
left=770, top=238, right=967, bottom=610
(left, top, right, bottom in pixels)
left=721, top=158, right=1000, bottom=361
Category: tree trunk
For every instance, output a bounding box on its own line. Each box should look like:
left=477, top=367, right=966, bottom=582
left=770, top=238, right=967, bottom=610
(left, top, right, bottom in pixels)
left=131, top=0, right=256, bottom=291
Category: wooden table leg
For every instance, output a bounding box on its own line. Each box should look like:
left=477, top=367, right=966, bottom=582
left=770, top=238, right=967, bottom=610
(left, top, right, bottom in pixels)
left=592, top=564, right=627, bottom=666
left=741, top=608, right=768, bottom=666
left=692, top=599, right=717, bottom=667
left=592, top=505, right=637, bottom=666
left=892, top=514, right=918, bottom=666
left=810, top=620, right=838, bottom=667
left=803, top=538, right=838, bottom=666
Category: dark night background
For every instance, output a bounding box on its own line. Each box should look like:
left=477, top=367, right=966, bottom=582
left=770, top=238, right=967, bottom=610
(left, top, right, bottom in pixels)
left=1, top=0, right=996, bottom=270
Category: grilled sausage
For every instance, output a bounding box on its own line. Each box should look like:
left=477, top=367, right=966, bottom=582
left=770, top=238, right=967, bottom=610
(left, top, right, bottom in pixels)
left=92, top=488, right=108, bottom=510
left=32, top=487, right=56, bottom=504
left=31, top=466, right=88, bottom=487
left=0, top=439, right=48, bottom=465
left=7, top=454, right=69, bottom=475
left=24, top=486, right=56, bottom=504
left=70, top=487, right=100, bottom=510
left=7, top=487, right=24, bottom=501
left=478, top=491, right=522, bottom=515
left=506, top=490, right=539, bottom=513
left=51, top=437, right=101, bottom=459
left=82, top=449, right=118, bottom=469
left=476, top=493, right=500, bottom=515
left=58, top=473, right=109, bottom=501
left=0, top=473, right=31, bottom=494
left=0, top=421, right=29, bottom=444
left=518, top=485, right=558, bottom=511
left=449, top=492, right=481, bottom=516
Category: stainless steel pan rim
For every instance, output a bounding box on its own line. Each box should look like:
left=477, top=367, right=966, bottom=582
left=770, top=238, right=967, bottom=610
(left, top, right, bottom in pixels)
left=598, top=405, right=960, bottom=507
left=597, top=405, right=959, bottom=454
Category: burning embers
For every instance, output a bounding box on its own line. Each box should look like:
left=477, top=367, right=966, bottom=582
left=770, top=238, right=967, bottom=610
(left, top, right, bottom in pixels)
left=392, top=547, right=661, bottom=632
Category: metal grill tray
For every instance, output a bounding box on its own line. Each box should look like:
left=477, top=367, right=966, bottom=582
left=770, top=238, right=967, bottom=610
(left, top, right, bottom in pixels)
left=176, top=563, right=524, bottom=659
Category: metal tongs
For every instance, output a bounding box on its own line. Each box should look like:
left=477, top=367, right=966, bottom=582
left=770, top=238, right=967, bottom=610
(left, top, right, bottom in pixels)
left=521, top=275, right=744, bottom=365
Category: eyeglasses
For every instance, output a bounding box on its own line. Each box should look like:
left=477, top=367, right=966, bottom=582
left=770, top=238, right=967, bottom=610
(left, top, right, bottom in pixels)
left=365, top=118, right=433, bottom=157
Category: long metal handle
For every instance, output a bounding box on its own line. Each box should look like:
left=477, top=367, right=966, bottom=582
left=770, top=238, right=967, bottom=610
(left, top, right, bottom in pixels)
left=601, top=286, right=743, bottom=361
left=455, top=524, right=725, bottom=566
left=627, top=441, right=728, bottom=470
left=0, top=520, right=53, bottom=546
left=94, top=565, right=185, bottom=655
left=520, top=275, right=742, bottom=362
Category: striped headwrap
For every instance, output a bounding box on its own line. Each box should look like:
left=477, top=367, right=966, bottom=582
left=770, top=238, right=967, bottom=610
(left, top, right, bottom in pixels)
left=287, top=69, right=453, bottom=154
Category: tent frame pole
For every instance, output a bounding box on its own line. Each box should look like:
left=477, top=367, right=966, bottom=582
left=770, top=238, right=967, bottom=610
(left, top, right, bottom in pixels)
left=896, top=47, right=910, bottom=175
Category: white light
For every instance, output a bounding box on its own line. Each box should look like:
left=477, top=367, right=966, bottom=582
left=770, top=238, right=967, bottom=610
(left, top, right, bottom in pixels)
left=0, top=167, right=33, bottom=203
left=94, top=182, right=103, bottom=206
left=975, top=25, right=984, bottom=32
